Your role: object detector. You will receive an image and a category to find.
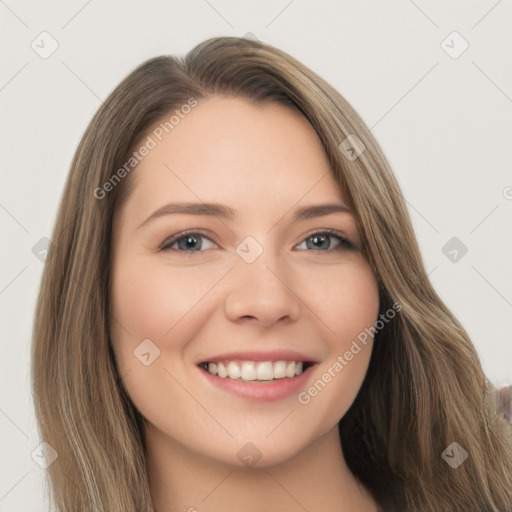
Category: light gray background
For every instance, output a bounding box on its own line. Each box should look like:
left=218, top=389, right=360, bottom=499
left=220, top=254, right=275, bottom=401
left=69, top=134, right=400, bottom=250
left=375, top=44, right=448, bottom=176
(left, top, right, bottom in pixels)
left=1, top=1, right=511, bottom=509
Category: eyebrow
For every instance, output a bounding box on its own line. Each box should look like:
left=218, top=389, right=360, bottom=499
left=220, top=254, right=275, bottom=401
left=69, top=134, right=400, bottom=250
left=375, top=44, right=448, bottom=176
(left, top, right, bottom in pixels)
left=136, top=202, right=352, bottom=230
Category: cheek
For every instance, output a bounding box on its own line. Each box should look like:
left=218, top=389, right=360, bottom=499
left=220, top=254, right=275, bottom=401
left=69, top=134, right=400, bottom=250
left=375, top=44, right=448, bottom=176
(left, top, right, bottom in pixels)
left=295, top=260, right=379, bottom=432
left=300, top=259, right=380, bottom=340
left=109, top=259, right=217, bottom=428
left=111, top=259, right=222, bottom=344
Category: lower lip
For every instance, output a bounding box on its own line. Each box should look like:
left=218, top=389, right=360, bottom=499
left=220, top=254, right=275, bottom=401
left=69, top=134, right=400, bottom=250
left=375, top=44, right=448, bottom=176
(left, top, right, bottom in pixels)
left=198, top=364, right=316, bottom=402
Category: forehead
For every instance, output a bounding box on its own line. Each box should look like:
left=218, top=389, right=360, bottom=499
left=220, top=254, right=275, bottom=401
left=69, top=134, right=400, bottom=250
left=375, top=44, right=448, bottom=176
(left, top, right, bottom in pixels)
left=118, top=96, right=346, bottom=225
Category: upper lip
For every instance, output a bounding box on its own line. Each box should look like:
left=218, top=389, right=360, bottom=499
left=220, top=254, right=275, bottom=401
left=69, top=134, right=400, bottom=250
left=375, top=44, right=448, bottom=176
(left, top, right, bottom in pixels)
left=196, top=350, right=319, bottom=364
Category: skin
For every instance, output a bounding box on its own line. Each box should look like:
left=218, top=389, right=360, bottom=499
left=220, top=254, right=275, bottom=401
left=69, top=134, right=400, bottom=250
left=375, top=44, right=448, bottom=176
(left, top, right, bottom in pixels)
left=110, top=96, right=380, bottom=512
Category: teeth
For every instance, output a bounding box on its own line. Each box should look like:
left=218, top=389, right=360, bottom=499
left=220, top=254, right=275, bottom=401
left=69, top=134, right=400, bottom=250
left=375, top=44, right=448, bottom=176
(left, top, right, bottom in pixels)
left=240, top=362, right=256, bottom=381
left=204, top=360, right=306, bottom=381
left=273, top=360, right=287, bottom=379
left=217, top=362, right=228, bottom=378
left=256, top=361, right=274, bottom=380
left=227, top=361, right=241, bottom=379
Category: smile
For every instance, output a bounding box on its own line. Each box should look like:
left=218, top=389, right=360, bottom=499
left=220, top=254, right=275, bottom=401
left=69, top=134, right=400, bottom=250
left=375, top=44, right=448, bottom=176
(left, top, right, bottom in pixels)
left=198, top=360, right=314, bottom=381
left=197, top=360, right=317, bottom=401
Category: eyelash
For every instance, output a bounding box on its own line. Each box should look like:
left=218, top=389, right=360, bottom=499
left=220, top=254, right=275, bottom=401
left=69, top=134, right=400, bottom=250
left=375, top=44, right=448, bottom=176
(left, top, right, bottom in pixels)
left=159, top=228, right=354, bottom=254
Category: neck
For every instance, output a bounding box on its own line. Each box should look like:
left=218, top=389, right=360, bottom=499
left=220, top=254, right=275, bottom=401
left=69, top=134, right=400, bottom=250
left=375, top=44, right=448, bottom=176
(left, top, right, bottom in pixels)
left=146, top=425, right=378, bottom=512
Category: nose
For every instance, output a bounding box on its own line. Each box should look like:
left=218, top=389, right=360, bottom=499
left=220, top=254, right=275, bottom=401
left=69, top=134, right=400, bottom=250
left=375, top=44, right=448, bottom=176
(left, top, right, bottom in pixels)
left=224, top=254, right=301, bottom=328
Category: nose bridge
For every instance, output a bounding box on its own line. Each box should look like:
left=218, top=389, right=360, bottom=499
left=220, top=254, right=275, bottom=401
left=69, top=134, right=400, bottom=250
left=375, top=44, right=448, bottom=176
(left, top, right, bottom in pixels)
left=224, top=235, right=301, bottom=325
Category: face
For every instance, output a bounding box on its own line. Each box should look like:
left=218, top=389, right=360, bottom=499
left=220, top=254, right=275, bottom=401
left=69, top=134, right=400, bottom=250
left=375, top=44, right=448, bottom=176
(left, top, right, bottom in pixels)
left=110, top=96, right=380, bottom=467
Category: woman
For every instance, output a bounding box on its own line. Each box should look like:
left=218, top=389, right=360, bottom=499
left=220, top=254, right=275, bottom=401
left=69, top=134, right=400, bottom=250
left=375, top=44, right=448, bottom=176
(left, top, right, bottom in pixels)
left=31, top=36, right=512, bottom=512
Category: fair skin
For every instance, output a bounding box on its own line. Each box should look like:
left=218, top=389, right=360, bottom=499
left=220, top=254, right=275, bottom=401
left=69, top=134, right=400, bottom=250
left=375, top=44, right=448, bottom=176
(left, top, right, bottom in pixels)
left=110, top=96, right=380, bottom=512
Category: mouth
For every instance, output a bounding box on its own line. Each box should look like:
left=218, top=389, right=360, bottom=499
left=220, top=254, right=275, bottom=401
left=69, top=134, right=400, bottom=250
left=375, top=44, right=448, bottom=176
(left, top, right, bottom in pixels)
left=197, top=360, right=316, bottom=382
left=196, top=359, right=318, bottom=402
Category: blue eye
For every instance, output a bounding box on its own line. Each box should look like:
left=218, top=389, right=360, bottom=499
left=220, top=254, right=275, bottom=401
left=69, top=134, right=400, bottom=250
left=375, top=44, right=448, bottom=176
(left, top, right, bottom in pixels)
left=160, top=229, right=353, bottom=253
left=295, top=229, right=353, bottom=251
left=160, top=231, right=217, bottom=252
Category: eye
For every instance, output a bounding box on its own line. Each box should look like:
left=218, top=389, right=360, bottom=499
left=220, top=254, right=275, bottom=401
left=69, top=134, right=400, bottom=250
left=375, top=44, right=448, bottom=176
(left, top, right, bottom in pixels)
left=160, top=230, right=217, bottom=252
left=294, top=229, right=354, bottom=252
left=160, top=228, right=353, bottom=254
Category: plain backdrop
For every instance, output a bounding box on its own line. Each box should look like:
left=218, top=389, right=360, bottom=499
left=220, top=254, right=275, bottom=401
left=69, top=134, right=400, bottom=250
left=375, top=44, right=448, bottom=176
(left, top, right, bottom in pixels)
left=1, top=1, right=511, bottom=509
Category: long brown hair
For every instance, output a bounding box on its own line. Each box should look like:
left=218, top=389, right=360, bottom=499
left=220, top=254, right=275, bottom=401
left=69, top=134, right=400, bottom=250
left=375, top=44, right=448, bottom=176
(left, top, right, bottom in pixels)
left=31, top=36, right=512, bottom=512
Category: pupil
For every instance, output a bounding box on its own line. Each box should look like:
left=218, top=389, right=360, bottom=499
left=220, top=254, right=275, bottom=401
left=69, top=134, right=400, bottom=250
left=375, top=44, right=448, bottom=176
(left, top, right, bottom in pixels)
left=179, top=235, right=201, bottom=251
left=310, top=234, right=329, bottom=250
